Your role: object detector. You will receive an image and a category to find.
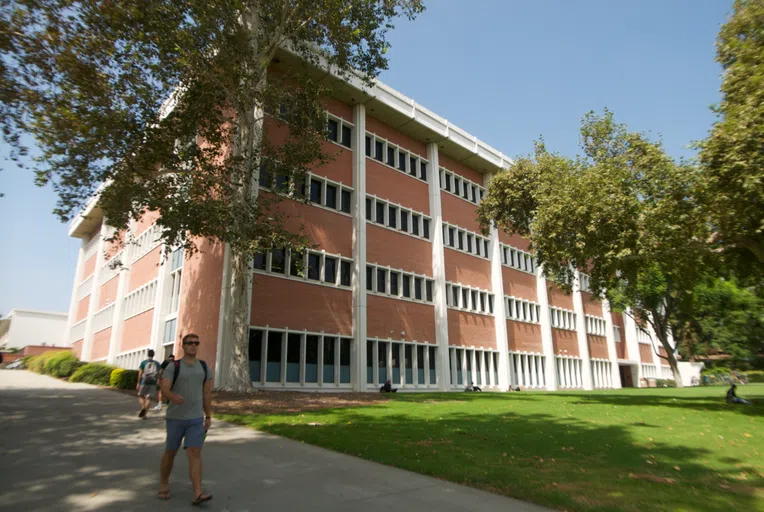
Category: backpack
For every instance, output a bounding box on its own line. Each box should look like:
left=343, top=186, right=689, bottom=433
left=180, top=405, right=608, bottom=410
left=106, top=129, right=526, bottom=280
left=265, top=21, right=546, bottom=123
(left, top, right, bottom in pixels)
left=143, top=360, right=160, bottom=384
left=170, top=359, right=208, bottom=391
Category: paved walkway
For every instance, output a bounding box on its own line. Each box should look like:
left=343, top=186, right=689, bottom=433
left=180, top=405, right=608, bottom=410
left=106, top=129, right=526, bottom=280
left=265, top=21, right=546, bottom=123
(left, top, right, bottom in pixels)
left=0, top=370, right=550, bottom=511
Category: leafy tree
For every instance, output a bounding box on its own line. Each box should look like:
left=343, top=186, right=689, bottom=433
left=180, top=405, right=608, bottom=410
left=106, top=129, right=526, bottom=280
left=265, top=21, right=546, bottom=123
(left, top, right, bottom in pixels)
left=478, top=111, right=710, bottom=386
left=674, top=278, right=764, bottom=364
left=697, top=0, right=764, bottom=279
left=1, top=0, right=423, bottom=391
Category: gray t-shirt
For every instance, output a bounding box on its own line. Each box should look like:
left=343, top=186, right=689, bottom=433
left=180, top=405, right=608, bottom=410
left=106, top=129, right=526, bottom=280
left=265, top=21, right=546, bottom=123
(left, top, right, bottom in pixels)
left=163, top=359, right=208, bottom=420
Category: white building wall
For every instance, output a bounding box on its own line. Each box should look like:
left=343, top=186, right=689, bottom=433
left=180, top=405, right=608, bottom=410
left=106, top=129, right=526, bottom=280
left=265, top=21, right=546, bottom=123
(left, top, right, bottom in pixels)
left=1, top=310, right=68, bottom=349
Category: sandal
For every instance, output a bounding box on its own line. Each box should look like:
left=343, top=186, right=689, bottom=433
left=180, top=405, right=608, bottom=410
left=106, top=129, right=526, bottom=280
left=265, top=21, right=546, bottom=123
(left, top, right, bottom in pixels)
left=192, top=493, right=213, bottom=506
left=157, top=490, right=170, bottom=500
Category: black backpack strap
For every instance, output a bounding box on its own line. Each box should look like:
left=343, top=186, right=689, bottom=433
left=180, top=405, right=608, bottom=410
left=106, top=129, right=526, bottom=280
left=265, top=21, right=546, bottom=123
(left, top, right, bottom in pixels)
left=170, top=360, right=181, bottom=391
left=200, top=360, right=208, bottom=386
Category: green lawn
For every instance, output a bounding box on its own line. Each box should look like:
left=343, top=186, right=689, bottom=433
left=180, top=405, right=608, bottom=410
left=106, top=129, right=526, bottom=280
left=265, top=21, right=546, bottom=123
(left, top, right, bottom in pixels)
left=219, top=385, right=764, bottom=512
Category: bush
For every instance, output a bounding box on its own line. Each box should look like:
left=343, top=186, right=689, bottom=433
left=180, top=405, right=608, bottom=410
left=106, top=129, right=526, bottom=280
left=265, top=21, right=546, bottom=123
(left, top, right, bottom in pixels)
left=43, top=351, right=82, bottom=378
left=110, top=368, right=139, bottom=390
left=743, top=370, right=764, bottom=383
left=655, top=379, right=677, bottom=388
left=26, top=352, right=58, bottom=373
left=69, top=362, right=117, bottom=386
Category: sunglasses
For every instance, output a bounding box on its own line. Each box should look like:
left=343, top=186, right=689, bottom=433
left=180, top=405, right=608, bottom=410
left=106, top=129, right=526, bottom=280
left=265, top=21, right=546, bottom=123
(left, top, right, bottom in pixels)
left=183, top=341, right=200, bottom=346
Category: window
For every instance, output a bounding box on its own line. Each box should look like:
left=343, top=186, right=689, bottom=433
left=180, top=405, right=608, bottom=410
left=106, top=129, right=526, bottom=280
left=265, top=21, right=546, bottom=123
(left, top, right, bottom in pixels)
left=419, top=162, right=427, bottom=181
left=340, top=261, right=351, bottom=287
left=325, top=257, right=337, bottom=284
left=290, top=251, right=303, bottom=277
left=286, top=333, right=301, bottom=383
left=340, top=338, right=351, bottom=383
left=326, top=184, right=337, bottom=209
left=248, top=330, right=262, bottom=382
left=266, top=331, right=282, bottom=382
left=374, top=140, right=383, bottom=161
left=501, top=243, right=535, bottom=274
left=253, top=253, right=266, bottom=270
left=327, top=118, right=339, bottom=142
left=310, top=180, right=322, bottom=204
left=306, top=335, right=319, bottom=383
left=402, top=274, right=411, bottom=298
left=271, top=249, right=285, bottom=274
left=366, top=196, right=431, bottom=241
left=439, top=168, right=486, bottom=205
left=365, top=136, right=371, bottom=156
left=341, top=190, right=351, bottom=214
left=426, top=280, right=433, bottom=302
left=506, top=296, right=541, bottom=324
left=387, top=146, right=395, bottom=166
left=323, top=337, right=336, bottom=383
left=398, top=152, right=407, bottom=172
left=366, top=266, right=373, bottom=291
left=549, top=306, right=576, bottom=331
left=443, top=222, right=488, bottom=259
left=377, top=268, right=386, bottom=293
left=368, top=264, right=434, bottom=304
left=390, top=272, right=399, bottom=295
left=341, top=125, right=351, bottom=148
left=327, top=115, right=353, bottom=149
left=409, top=156, right=418, bottom=177
left=366, top=132, right=429, bottom=182
left=308, top=254, right=321, bottom=281
left=414, top=277, right=423, bottom=300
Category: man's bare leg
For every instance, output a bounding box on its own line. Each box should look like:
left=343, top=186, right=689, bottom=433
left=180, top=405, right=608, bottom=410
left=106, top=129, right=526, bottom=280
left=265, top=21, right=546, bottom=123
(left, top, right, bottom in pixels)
left=159, top=449, right=177, bottom=497
left=187, top=447, right=203, bottom=497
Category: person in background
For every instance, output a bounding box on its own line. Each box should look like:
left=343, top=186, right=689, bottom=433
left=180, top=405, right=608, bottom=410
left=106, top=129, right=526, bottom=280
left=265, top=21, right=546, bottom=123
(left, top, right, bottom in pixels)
left=380, top=379, right=397, bottom=393
left=153, top=354, right=175, bottom=411
left=726, top=384, right=752, bottom=405
left=137, top=349, right=161, bottom=418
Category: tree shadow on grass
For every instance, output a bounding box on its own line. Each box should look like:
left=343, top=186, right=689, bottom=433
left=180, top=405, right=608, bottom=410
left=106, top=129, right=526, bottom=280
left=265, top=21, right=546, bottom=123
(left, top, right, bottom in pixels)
left=226, top=399, right=764, bottom=512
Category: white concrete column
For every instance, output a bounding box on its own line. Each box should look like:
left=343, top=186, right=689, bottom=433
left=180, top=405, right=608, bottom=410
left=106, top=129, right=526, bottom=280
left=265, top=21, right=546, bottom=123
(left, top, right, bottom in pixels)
left=106, top=260, right=130, bottom=365
left=622, top=309, right=643, bottom=387
left=484, top=174, right=510, bottom=391
left=427, top=142, right=450, bottom=391
left=351, top=103, right=368, bottom=391
left=82, top=222, right=108, bottom=361
left=536, top=266, right=557, bottom=390
left=602, top=299, right=622, bottom=389
left=572, top=270, right=593, bottom=390
left=65, top=242, right=86, bottom=346
left=148, top=244, right=168, bottom=355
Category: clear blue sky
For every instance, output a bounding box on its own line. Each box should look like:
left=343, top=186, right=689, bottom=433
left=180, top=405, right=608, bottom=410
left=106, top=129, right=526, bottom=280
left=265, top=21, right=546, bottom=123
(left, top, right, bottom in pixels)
left=0, top=0, right=732, bottom=316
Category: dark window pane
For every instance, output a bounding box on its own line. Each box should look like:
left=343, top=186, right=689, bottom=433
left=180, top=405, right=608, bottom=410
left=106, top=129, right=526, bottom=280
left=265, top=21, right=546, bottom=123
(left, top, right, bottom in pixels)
left=387, top=146, right=395, bottom=166
left=340, top=260, right=351, bottom=287
left=458, top=231, right=464, bottom=250
left=290, top=251, right=303, bottom=277
left=480, top=293, right=486, bottom=312
left=366, top=265, right=373, bottom=291
left=391, top=343, right=401, bottom=383
left=480, top=190, right=485, bottom=201
left=248, top=330, right=263, bottom=382
left=375, top=140, right=383, bottom=161
left=448, top=228, right=455, bottom=247
left=341, top=125, right=352, bottom=148
left=463, top=183, right=469, bottom=199
left=398, top=153, right=406, bottom=171
left=417, top=345, right=425, bottom=384
left=405, top=344, right=413, bottom=384
left=426, top=280, right=433, bottom=302
left=327, top=119, right=339, bottom=142
left=341, top=190, right=351, bottom=214
left=324, top=257, right=337, bottom=284
left=308, top=253, right=321, bottom=281
left=375, top=201, right=385, bottom=224
left=419, top=162, right=427, bottom=181
left=365, top=136, right=371, bottom=156
left=325, top=184, right=337, bottom=209
left=423, top=219, right=430, bottom=239
left=266, top=331, right=282, bottom=382
left=390, top=272, right=399, bottom=295
left=378, top=342, right=388, bottom=383
left=306, top=335, right=319, bottom=383
left=452, top=286, right=459, bottom=306
left=415, top=277, right=423, bottom=300
left=377, top=268, right=386, bottom=293
left=310, top=180, right=322, bottom=204
left=445, top=173, right=451, bottom=191
left=367, top=340, right=374, bottom=384
left=388, top=206, right=397, bottom=228
left=253, top=253, right=266, bottom=270
left=323, top=337, right=336, bottom=384
left=429, top=347, right=437, bottom=384
left=275, top=172, right=288, bottom=192
left=412, top=215, right=420, bottom=236
left=271, top=249, right=285, bottom=274
left=472, top=290, right=478, bottom=311
left=454, top=178, right=461, bottom=196
left=295, top=177, right=306, bottom=199
left=287, top=333, right=301, bottom=383
left=471, top=185, right=477, bottom=203
left=409, top=156, right=417, bottom=176
left=340, top=338, right=351, bottom=383
left=489, top=295, right=494, bottom=313
left=467, top=235, right=473, bottom=253
left=462, top=288, right=469, bottom=308
left=365, top=197, right=372, bottom=220
left=400, top=210, right=409, bottom=232
left=259, top=167, right=271, bottom=188
left=402, top=275, right=411, bottom=298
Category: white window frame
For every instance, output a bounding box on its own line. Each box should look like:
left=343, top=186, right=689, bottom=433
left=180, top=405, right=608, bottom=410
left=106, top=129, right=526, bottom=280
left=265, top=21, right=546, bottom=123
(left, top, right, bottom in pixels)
left=365, top=132, right=429, bottom=183
left=253, top=248, right=353, bottom=290
left=366, top=195, right=431, bottom=242
left=439, top=167, right=487, bottom=206
left=442, top=222, right=490, bottom=260
left=366, top=263, right=434, bottom=305
left=326, top=113, right=354, bottom=150
left=500, top=243, right=536, bottom=274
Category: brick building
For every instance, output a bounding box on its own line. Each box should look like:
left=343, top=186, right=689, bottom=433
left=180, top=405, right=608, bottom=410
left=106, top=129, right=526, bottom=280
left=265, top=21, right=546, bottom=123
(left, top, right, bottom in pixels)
left=65, top=54, right=675, bottom=391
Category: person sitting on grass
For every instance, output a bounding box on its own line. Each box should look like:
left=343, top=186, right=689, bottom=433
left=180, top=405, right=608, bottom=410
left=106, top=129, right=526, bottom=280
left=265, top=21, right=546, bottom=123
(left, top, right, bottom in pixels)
left=726, top=384, right=752, bottom=405
left=380, top=379, right=397, bottom=393
left=465, top=381, right=482, bottom=392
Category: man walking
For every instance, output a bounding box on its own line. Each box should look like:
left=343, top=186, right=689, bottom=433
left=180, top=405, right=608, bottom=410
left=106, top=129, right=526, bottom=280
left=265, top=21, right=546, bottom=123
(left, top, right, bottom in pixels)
left=136, top=349, right=160, bottom=418
left=158, top=333, right=213, bottom=505
left=152, top=354, right=175, bottom=411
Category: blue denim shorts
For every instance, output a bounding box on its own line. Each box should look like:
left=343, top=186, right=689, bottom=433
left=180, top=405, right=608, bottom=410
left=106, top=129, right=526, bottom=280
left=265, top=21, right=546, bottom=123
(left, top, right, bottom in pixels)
left=165, top=418, right=205, bottom=451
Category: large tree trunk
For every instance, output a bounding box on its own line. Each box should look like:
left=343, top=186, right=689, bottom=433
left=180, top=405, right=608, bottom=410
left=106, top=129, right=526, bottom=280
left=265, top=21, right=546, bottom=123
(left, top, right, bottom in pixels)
left=219, top=5, right=265, bottom=392
left=649, top=308, right=684, bottom=388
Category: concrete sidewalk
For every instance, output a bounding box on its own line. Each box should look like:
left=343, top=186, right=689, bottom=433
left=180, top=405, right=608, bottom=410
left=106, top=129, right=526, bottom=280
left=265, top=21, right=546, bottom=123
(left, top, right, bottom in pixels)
left=0, top=370, right=550, bottom=511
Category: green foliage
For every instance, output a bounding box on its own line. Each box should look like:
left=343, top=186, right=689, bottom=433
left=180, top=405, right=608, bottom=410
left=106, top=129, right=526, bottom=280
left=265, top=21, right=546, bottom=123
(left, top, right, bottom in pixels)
left=42, top=351, right=84, bottom=378
left=69, top=363, right=118, bottom=386
left=654, top=379, right=677, bottom=388
left=697, top=0, right=764, bottom=278
left=26, top=351, right=68, bottom=374
left=109, top=368, right=139, bottom=389
left=743, top=370, right=764, bottom=383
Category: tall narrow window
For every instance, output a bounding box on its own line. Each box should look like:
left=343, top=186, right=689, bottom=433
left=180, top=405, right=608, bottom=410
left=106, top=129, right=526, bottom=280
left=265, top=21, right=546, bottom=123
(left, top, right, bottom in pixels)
left=409, top=156, right=417, bottom=176
left=445, top=173, right=452, bottom=191
left=388, top=205, right=397, bottom=228
left=340, top=260, right=351, bottom=287
left=426, top=280, right=433, bottom=302
left=327, top=119, right=339, bottom=142
left=452, top=285, right=459, bottom=306
left=378, top=342, right=388, bottom=383
left=398, top=152, right=407, bottom=172
left=376, top=201, right=385, bottom=224
left=367, top=340, right=374, bottom=384
left=324, top=257, right=337, bottom=284
left=387, top=146, right=395, bottom=166
left=412, top=215, right=420, bottom=236
left=286, top=333, right=301, bottom=383
left=271, top=249, right=285, bottom=274
left=305, top=335, right=319, bottom=383
left=400, top=211, right=409, bottom=232
left=325, top=184, right=337, bottom=209
left=308, top=253, right=321, bottom=281
left=377, top=268, right=386, bottom=293
left=417, top=345, right=425, bottom=384
left=365, top=197, right=372, bottom=221
left=253, top=253, right=266, bottom=271
left=419, top=162, right=427, bottom=181
left=429, top=346, right=437, bottom=384
left=323, top=337, right=336, bottom=384
left=341, top=125, right=352, bottom=148
left=458, top=231, right=464, bottom=250
left=341, top=190, right=351, bottom=214
left=290, top=251, right=304, bottom=277
left=423, top=219, right=430, bottom=240
left=310, top=180, right=322, bottom=204
left=248, top=329, right=263, bottom=382
left=375, top=140, right=383, bottom=161
left=390, top=272, right=399, bottom=295
left=402, top=275, right=411, bottom=298
left=415, top=277, right=423, bottom=300
left=365, top=136, right=371, bottom=156
left=340, top=338, right=351, bottom=383
left=266, top=331, right=282, bottom=382
left=366, top=265, right=373, bottom=291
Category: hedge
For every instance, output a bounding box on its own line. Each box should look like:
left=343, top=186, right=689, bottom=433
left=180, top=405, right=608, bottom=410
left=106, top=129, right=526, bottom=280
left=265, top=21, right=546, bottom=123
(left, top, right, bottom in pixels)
left=655, top=379, right=677, bottom=388
left=743, top=370, right=764, bottom=383
left=43, top=351, right=84, bottom=378
left=110, top=368, right=139, bottom=390
left=26, top=351, right=67, bottom=374
left=69, top=362, right=117, bottom=386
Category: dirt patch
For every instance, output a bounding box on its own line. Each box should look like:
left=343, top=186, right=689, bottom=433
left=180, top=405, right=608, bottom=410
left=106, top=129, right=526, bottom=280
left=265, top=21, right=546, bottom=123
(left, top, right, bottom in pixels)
left=212, top=390, right=390, bottom=415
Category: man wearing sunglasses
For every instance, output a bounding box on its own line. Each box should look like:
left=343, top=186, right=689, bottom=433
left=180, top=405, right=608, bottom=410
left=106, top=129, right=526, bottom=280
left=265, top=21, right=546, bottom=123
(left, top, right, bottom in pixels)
left=157, top=333, right=213, bottom=506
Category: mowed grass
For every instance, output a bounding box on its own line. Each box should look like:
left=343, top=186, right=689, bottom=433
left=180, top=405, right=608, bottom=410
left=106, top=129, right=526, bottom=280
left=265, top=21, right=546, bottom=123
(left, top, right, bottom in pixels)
left=219, top=385, right=764, bottom=512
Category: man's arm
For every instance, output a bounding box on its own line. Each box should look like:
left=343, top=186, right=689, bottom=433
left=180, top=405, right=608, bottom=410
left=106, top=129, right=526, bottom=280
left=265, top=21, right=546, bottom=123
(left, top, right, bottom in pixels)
left=203, top=378, right=213, bottom=429
left=136, top=366, right=143, bottom=390
left=159, top=369, right=184, bottom=405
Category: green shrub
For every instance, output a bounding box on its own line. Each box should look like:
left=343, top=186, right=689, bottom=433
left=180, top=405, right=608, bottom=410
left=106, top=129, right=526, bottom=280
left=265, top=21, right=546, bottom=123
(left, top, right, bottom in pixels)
left=110, top=368, right=139, bottom=389
left=743, top=370, right=764, bottom=383
left=43, top=351, right=82, bottom=378
left=26, top=351, right=64, bottom=374
left=655, top=379, right=677, bottom=388
left=69, top=362, right=117, bottom=385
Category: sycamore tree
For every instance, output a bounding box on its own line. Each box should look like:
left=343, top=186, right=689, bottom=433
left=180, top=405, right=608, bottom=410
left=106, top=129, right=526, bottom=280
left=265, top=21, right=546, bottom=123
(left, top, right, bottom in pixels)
left=697, top=0, right=764, bottom=280
left=478, top=111, right=710, bottom=386
left=0, top=0, right=424, bottom=391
